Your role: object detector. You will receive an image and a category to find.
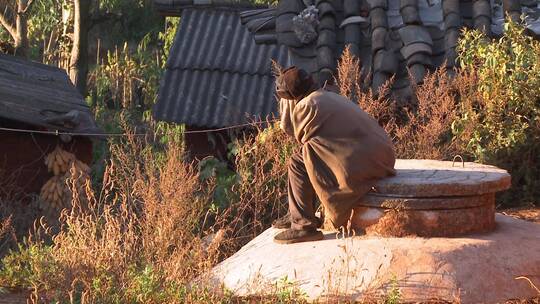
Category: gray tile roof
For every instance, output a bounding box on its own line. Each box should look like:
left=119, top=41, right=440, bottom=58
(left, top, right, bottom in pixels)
left=153, top=7, right=289, bottom=128
left=0, top=54, right=101, bottom=134
left=242, top=0, right=540, bottom=99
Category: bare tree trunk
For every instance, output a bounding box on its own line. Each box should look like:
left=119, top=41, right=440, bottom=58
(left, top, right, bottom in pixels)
left=69, top=0, right=90, bottom=95
left=14, top=0, right=29, bottom=57
left=0, top=0, right=33, bottom=58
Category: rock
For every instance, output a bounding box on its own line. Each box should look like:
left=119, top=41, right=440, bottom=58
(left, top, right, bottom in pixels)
left=361, top=192, right=493, bottom=210
left=205, top=215, right=540, bottom=303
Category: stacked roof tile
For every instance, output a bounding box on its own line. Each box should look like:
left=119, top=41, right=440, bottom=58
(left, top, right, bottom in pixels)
left=241, top=0, right=540, bottom=98
left=153, top=5, right=289, bottom=127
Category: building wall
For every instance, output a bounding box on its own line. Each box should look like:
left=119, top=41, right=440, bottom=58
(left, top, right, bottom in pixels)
left=184, top=125, right=258, bottom=164
left=184, top=126, right=231, bottom=161
left=0, top=121, right=93, bottom=195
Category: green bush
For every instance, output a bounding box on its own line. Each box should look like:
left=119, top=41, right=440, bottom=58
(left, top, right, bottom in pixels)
left=455, top=20, right=540, bottom=204
left=0, top=242, right=58, bottom=290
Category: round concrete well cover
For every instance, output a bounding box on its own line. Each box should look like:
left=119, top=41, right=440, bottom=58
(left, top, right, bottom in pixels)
left=372, top=159, right=511, bottom=197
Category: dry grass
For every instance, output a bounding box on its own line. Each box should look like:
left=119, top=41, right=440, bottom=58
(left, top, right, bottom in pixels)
left=336, top=43, right=539, bottom=205
left=501, top=207, right=540, bottom=224
left=336, top=46, right=468, bottom=161
left=216, top=122, right=296, bottom=246
left=336, top=47, right=394, bottom=128
left=0, top=131, right=215, bottom=301
left=0, top=119, right=299, bottom=302
left=392, top=68, right=463, bottom=159
left=0, top=176, right=41, bottom=257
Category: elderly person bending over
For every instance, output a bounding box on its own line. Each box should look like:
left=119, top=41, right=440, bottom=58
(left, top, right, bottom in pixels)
left=273, top=67, right=396, bottom=244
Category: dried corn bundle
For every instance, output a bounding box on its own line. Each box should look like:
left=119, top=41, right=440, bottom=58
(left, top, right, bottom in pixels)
left=40, top=175, right=67, bottom=211
left=40, top=146, right=91, bottom=212
left=45, top=146, right=76, bottom=175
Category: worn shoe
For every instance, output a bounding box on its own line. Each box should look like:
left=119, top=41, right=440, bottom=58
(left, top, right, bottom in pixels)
left=272, top=214, right=291, bottom=229
left=272, top=214, right=324, bottom=229
left=273, top=229, right=324, bottom=244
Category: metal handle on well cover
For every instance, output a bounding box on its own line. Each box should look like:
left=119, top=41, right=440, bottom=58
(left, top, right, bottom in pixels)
left=452, top=155, right=465, bottom=168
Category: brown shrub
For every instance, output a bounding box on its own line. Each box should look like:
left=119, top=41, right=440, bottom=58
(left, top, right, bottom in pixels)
left=336, top=46, right=467, bottom=161
left=393, top=68, right=463, bottom=159
left=0, top=174, right=41, bottom=256
left=7, top=129, right=216, bottom=302
left=216, top=121, right=296, bottom=247
left=0, top=118, right=299, bottom=302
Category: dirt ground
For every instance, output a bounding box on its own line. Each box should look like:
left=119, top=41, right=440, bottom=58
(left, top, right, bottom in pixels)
left=498, top=206, right=540, bottom=302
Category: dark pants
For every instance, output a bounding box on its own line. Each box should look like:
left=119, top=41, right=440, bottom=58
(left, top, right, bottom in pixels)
left=288, top=152, right=321, bottom=230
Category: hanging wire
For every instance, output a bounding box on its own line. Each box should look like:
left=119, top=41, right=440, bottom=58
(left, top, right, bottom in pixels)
left=0, top=119, right=280, bottom=137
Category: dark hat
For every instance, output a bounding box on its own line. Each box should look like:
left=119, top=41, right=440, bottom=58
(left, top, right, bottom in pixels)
left=275, top=66, right=314, bottom=100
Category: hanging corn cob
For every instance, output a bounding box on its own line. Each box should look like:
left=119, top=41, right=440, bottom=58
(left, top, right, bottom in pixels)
left=40, top=146, right=91, bottom=212
left=40, top=175, right=66, bottom=211
left=44, top=146, right=76, bottom=175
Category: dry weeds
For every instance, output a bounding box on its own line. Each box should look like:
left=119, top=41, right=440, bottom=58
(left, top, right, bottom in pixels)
left=0, top=175, right=41, bottom=257
left=336, top=46, right=469, bottom=161
left=218, top=121, right=296, bottom=246
left=0, top=118, right=299, bottom=302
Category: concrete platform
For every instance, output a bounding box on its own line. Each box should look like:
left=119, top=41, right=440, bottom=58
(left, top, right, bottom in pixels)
left=205, top=215, right=540, bottom=303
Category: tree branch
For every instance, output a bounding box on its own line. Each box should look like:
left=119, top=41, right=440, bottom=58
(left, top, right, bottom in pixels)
left=20, top=0, right=34, bottom=14
left=0, top=5, right=16, bottom=39
left=0, top=2, right=16, bottom=20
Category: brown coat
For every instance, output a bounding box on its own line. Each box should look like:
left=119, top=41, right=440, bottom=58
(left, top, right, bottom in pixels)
left=280, top=89, right=396, bottom=228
